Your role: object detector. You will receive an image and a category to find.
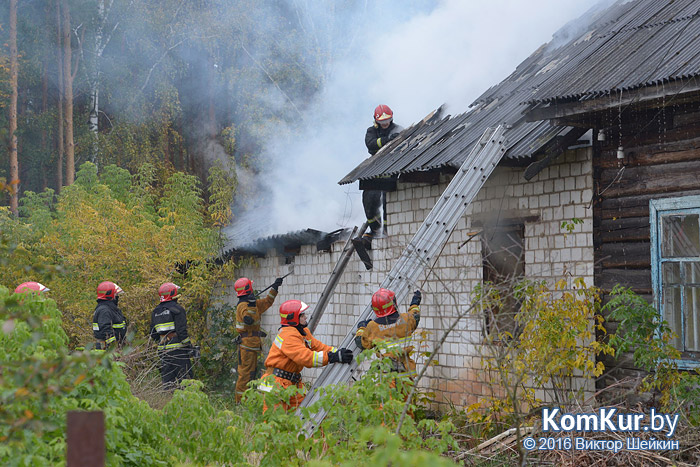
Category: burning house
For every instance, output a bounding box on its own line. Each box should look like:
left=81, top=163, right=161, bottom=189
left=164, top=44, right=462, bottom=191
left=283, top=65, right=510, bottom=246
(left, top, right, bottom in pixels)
left=219, top=0, right=700, bottom=410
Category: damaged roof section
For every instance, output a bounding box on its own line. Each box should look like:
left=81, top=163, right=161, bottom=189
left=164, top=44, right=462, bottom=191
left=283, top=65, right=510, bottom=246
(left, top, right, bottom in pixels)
left=340, top=0, right=700, bottom=185
left=339, top=100, right=573, bottom=185
left=219, top=228, right=350, bottom=262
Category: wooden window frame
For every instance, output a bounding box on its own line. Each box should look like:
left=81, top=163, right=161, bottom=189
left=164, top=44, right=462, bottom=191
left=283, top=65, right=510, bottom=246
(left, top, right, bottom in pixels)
left=650, top=195, right=700, bottom=369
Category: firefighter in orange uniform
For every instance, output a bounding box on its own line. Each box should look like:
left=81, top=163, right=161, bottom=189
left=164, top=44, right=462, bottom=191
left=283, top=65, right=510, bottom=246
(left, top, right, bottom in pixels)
left=259, top=300, right=353, bottom=411
left=234, top=276, right=282, bottom=403
left=355, top=288, right=421, bottom=380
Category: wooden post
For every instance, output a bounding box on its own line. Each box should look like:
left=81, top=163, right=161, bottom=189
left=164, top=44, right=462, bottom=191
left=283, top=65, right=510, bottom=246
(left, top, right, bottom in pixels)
left=66, top=411, right=105, bottom=467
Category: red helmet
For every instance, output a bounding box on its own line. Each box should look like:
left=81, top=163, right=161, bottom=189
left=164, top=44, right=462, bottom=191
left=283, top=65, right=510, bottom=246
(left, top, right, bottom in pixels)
left=279, top=300, right=309, bottom=326
left=158, top=282, right=181, bottom=302
left=374, top=104, right=393, bottom=123
left=234, top=277, right=253, bottom=297
left=14, top=282, right=50, bottom=295
left=96, top=281, right=123, bottom=300
left=372, top=288, right=397, bottom=318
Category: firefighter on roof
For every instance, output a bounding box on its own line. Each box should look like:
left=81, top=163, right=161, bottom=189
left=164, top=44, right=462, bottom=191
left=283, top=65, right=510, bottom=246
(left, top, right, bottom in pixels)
left=92, top=281, right=127, bottom=351
left=355, top=288, right=421, bottom=377
left=233, top=276, right=283, bottom=403
left=259, top=299, right=353, bottom=411
left=359, top=104, right=404, bottom=253
left=150, top=282, right=193, bottom=389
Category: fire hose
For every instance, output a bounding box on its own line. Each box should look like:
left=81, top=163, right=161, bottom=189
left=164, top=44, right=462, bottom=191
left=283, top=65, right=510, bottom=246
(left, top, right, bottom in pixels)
left=253, top=270, right=294, bottom=298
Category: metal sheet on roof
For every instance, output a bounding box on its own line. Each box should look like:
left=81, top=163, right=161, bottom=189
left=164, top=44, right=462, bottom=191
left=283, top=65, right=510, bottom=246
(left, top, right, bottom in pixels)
left=221, top=229, right=329, bottom=258
left=526, top=0, right=700, bottom=103
left=341, top=0, right=700, bottom=185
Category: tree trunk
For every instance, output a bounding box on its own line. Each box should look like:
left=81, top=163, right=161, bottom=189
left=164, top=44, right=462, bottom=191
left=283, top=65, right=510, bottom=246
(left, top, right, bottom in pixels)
left=88, top=0, right=105, bottom=165
left=42, top=2, right=50, bottom=191
left=55, top=0, right=64, bottom=191
left=8, top=0, right=19, bottom=215
left=61, top=0, right=75, bottom=185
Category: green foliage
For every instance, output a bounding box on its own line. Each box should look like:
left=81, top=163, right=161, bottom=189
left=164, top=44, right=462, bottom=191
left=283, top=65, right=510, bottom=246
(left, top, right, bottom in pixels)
left=207, top=160, right=237, bottom=228
left=2, top=162, right=233, bottom=350
left=469, top=278, right=614, bottom=434
left=1, top=289, right=458, bottom=465
left=240, top=352, right=458, bottom=466
left=604, top=285, right=680, bottom=373
left=560, top=217, right=583, bottom=235
left=603, top=286, right=700, bottom=424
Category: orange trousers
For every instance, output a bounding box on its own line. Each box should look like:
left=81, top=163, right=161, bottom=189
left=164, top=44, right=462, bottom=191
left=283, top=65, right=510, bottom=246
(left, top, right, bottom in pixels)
left=261, top=372, right=305, bottom=413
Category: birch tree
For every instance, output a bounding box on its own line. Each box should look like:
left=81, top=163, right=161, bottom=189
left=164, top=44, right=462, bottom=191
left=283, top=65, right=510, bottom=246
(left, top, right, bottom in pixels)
left=55, top=0, right=64, bottom=191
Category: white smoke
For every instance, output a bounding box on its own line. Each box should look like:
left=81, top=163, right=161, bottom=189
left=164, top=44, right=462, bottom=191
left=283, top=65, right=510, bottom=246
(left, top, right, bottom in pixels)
left=227, top=0, right=609, bottom=246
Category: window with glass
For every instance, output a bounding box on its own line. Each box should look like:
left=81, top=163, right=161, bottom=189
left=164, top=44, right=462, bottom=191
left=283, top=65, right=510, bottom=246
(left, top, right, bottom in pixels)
left=650, top=196, right=700, bottom=367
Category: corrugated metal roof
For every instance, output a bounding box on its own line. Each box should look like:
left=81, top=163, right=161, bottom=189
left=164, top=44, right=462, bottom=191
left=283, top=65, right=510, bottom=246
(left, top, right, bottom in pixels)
left=221, top=229, right=330, bottom=259
left=525, top=0, right=700, bottom=104
left=340, top=0, right=700, bottom=185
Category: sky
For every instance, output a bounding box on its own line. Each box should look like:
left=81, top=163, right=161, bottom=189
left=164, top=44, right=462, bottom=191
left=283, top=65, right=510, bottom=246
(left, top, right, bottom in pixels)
left=226, top=0, right=615, bottom=246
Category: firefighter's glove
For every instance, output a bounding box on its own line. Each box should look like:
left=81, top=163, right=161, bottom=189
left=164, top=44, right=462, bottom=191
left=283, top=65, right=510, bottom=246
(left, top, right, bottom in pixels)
left=243, top=315, right=254, bottom=325
left=329, top=348, right=353, bottom=364
left=389, top=133, right=400, bottom=141
left=357, top=319, right=370, bottom=330
left=410, top=290, right=422, bottom=307
left=272, top=277, right=284, bottom=291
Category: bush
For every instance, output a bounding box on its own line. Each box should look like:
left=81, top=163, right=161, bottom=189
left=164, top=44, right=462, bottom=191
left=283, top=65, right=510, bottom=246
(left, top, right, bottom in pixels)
left=1, top=288, right=458, bottom=466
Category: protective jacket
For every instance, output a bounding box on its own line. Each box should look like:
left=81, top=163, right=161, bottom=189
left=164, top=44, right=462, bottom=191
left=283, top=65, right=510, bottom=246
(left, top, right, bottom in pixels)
left=235, top=289, right=277, bottom=350
left=234, top=289, right=277, bottom=402
left=355, top=304, right=420, bottom=373
left=150, top=300, right=191, bottom=350
left=260, top=326, right=337, bottom=411
left=265, top=326, right=336, bottom=373
left=92, top=299, right=126, bottom=348
left=365, top=121, right=403, bottom=155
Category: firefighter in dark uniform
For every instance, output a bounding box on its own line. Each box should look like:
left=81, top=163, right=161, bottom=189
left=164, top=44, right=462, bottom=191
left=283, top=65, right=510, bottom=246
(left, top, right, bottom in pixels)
left=92, top=281, right=127, bottom=350
left=233, top=276, right=283, bottom=403
left=355, top=288, right=421, bottom=378
left=360, top=104, right=403, bottom=250
left=150, top=282, right=193, bottom=389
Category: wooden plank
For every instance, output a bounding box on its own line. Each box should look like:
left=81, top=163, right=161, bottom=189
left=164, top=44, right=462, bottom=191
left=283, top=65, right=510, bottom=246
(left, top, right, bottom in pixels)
left=595, top=242, right=650, bottom=268
left=525, top=80, right=700, bottom=122
left=598, top=160, right=700, bottom=198
left=597, top=216, right=649, bottom=243
left=597, top=190, right=700, bottom=219
left=595, top=145, right=700, bottom=169
left=596, top=268, right=651, bottom=294
left=67, top=411, right=105, bottom=467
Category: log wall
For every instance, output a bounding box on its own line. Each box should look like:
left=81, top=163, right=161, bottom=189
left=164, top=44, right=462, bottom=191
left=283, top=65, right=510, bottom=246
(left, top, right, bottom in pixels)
left=593, top=110, right=700, bottom=395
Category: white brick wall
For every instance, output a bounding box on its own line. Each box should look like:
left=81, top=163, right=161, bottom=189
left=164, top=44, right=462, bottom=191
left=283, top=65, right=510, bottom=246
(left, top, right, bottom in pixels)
left=218, top=147, right=595, bottom=411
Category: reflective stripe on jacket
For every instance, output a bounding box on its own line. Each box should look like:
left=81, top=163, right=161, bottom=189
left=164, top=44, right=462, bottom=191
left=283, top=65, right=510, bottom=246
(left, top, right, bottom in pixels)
left=92, top=300, right=127, bottom=344
left=150, top=301, right=190, bottom=351
left=264, top=326, right=335, bottom=374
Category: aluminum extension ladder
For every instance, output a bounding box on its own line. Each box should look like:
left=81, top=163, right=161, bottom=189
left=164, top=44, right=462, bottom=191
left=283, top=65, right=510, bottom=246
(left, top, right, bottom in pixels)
left=297, top=125, right=507, bottom=436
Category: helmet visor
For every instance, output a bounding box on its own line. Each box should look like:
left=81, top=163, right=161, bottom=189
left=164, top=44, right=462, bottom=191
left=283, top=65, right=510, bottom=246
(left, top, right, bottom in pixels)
left=375, top=113, right=392, bottom=123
